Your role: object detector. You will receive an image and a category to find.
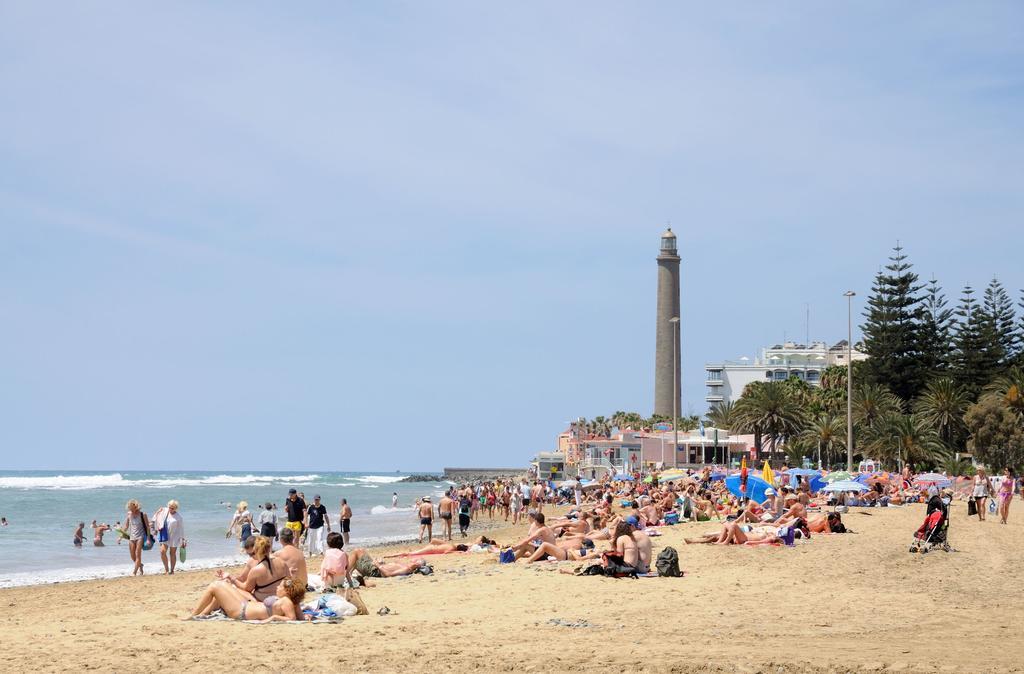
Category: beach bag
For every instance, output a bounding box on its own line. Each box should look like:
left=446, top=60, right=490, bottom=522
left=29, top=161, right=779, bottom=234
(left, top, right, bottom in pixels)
left=499, top=548, right=516, bottom=564
left=601, top=552, right=638, bottom=578
left=344, top=588, right=369, bottom=616
left=967, top=499, right=977, bottom=516
left=664, top=512, right=679, bottom=525
left=141, top=513, right=155, bottom=550
left=989, top=499, right=997, bottom=514
left=655, top=547, right=681, bottom=577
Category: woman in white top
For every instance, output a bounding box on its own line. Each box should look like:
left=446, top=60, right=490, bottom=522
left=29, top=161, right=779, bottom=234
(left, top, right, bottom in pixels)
left=972, top=468, right=993, bottom=521
left=227, top=501, right=254, bottom=545
left=152, top=500, right=186, bottom=574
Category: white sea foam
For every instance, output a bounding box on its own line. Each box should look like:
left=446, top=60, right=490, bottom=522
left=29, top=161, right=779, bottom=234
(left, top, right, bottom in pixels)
left=0, top=473, right=322, bottom=490
left=360, top=484, right=380, bottom=488
left=326, top=482, right=357, bottom=487
left=0, top=473, right=128, bottom=490
left=0, top=554, right=247, bottom=589
left=355, top=475, right=406, bottom=484
left=369, top=505, right=416, bottom=515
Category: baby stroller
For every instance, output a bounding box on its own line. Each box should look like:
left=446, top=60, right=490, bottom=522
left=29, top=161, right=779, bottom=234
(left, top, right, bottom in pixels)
left=909, top=495, right=950, bottom=553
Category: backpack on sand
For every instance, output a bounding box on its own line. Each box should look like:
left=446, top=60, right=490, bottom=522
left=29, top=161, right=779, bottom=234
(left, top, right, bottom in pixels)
left=655, top=546, right=681, bottom=577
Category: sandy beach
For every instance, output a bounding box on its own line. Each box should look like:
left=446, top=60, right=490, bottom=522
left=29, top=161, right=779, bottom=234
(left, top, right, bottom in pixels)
left=2, top=501, right=1022, bottom=674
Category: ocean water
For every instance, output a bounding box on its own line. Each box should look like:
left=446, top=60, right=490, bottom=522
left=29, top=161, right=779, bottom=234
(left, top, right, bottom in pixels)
left=0, top=471, right=453, bottom=588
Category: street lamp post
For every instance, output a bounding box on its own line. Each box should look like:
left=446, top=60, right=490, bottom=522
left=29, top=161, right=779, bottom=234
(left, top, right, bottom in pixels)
left=844, top=291, right=856, bottom=472
left=670, top=316, right=680, bottom=468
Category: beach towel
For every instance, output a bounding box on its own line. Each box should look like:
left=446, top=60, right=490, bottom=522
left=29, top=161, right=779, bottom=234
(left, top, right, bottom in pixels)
left=190, top=609, right=344, bottom=624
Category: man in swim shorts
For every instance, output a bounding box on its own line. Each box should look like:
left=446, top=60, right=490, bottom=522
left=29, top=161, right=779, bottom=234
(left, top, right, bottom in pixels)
left=349, top=548, right=424, bottom=581
left=339, top=499, right=352, bottom=545
left=438, top=492, right=454, bottom=541
left=284, top=489, right=305, bottom=539
left=417, top=497, right=434, bottom=543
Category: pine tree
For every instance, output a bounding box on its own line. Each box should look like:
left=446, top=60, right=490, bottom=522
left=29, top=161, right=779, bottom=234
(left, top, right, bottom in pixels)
left=918, top=277, right=954, bottom=382
left=952, top=284, right=1001, bottom=399
left=982, top=278, right=1018, bottom=367
left=859, top=245, right=926, bottom=400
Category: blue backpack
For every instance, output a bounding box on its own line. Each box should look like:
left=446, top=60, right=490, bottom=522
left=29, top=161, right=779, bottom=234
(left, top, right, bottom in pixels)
left=499, top=548, right=516, bottom=564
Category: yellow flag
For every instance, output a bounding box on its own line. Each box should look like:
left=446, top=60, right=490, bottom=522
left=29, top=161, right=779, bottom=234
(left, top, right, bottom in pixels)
left=762, top=460, right=775, bottom=486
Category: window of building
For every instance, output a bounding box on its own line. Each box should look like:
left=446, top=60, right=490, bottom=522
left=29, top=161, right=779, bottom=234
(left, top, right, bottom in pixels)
left=806, top=370, right=820, bottom=382
left=707, top=370, right=723, bottom=381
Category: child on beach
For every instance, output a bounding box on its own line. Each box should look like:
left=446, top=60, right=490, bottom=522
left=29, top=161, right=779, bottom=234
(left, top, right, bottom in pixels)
left=320, top=532, right=352, bottom=588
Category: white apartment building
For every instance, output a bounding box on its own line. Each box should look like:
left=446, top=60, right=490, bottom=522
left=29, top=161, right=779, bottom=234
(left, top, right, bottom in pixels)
left=705, top=340, right=867, bottom=405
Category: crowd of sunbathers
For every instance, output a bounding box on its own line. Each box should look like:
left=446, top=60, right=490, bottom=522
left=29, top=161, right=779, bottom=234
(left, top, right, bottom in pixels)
left=187, top=467, right=865, bottom=620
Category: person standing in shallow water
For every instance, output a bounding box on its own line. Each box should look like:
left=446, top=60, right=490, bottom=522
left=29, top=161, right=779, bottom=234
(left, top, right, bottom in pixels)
left=73, top=522, right=85, bottom=547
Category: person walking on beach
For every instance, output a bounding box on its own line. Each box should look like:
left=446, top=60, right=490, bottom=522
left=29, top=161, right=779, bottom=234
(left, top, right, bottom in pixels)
left=91, top=520, right=110, bottom=546
left=305, top=494, right=330, bottom=556
left=392, top=492, right=399, bottom=508
left=284, top=489, right=305, bottom=539
left=417, top=497, right=434, bottom=543
left=998, top=469, right=1014, bottom=524
left=227, top=501, right=254, bottom=544
left=530, top=481, right=545, bottom=514
left=458, top=493, right=472, bottom=537
left=73, top=522, right=85, bottom=547
left=510, top=486, right=523, bottom=525
left=125, top=499, right=150, bottom=576
left=339, top=498, right=352, bottom=545
left=258, top=502, right=278, bottom=541
left=153, top=500, right=186, bottom=574
left=973, top=468, right=994, bottom=521
left=438, top=492, right=454, bottom=541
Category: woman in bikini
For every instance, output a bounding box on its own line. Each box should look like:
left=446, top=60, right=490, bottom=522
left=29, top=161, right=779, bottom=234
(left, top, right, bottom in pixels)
left=221, top=536, right=286, bottom=606
left=998, top=468, right=1015, bottom=524
left=187, top=575, right=306, bottom=621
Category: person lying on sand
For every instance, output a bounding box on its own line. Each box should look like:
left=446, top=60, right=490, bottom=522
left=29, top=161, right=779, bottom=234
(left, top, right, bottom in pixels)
left=684, top=522, right=782, bottom=545
left=187, top=576, right=306, bottom=622
left=348, top=548, right=425, bottom=583
left=383, top=536, right=497, bottom=558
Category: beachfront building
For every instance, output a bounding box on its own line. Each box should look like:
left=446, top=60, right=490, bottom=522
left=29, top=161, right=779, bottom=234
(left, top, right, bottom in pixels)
left=705, top=340, right=867, bottom=404
left=640, top=428, right=754, bottom=469
left=531, top=451, right=567, bottom=481
left=564, top=428, right=755, bottom=476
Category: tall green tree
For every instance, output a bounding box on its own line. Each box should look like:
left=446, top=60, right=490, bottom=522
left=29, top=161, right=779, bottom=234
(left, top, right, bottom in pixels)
left=859, top=245, right=926, bottom=400
left=918, top=277, right=955, bottom=381
left=912, top=378, right=970, bottom=451
left=815, top=365, right=848, bottom=417
left=965, top=396, right=1024, bottom=470
left=870, top=414, right=948, bottom=469
left=952, top=284, right=1002, bottom=398
left=734, top=381, right=807, bottom=463
left=982, top=277, right=1019, bottom=366
left=984, top=367, right=1024, bottom=421
left=799, top=414, right=846, bottom=468
left=706, top=401, right=740, bottom=431
left=852, top=382, right=904, bottom=436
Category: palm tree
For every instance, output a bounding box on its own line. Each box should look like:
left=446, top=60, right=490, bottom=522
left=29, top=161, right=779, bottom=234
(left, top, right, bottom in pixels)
left=734, top=381, right=808, bottom=464
left=706, top=400, right=740, bottom=431
left=853, top=382, right=904, bottom=437
left=985, top=367, right=1024, bottom=420
left=913, top=378, right=970, bottom=450
left=799, top=414, right=846, bottom=468
left=867, top=414, right=948, bottom=470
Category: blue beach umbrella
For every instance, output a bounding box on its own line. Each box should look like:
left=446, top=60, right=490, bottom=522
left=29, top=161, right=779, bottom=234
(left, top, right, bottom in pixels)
left=725, top=473, right=771, bottom=503
left=708, top=471, right=727, bottom=481
left=615, top=474, right=634, bottom=481
left=809, top=476, right=829, bottom=493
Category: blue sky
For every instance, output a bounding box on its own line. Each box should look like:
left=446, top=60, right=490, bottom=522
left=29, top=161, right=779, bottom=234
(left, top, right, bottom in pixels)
left=1, top=3, right=1022, bottom=471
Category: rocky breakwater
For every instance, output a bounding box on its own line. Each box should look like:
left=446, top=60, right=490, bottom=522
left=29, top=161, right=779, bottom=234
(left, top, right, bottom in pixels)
left=398, top=474, right=444, bottom=483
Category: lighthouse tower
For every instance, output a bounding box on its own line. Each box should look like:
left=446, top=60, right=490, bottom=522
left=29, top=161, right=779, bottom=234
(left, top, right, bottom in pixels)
left=654, top=228, right=681, bottom=417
